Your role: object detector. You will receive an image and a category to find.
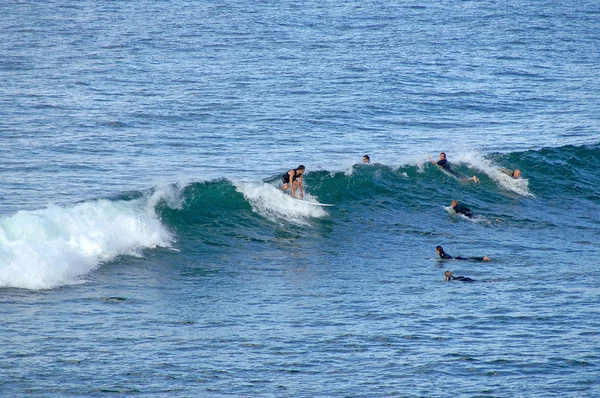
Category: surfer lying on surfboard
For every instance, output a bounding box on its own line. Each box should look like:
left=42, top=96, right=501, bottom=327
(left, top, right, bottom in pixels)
left=436, top=245, right=490, bottom=261
left=428, top=152, right=479, bottom=183
left=444, top=271, right=475, bottom=282
left=451, top=200, right=473, bottom=218
left=281, top=165, right=305, bottom=198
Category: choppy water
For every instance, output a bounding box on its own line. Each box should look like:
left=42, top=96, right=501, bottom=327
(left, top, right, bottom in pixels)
left=1, top=0, right=600, bottom=397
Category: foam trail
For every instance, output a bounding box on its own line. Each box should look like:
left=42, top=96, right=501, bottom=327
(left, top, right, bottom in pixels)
left=233, top=180, right=328, bottom=225
left=0, top=196, right=172, bottom=290
left=453, top=150, right=534, bottom=197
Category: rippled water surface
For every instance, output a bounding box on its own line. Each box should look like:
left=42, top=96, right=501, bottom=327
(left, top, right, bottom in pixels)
left=1, top=0, right=599, bottom=396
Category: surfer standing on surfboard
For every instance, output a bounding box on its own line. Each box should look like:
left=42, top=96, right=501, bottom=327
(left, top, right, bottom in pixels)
left=427, top=152, right=479, bottom=183
left=281, top=165, right=305, bottom=198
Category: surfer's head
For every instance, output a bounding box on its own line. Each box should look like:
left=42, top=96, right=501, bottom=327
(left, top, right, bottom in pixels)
left=512, top=169, right=521, bottom=178
left=439, top=152, right=446, bottom=160
left=436, top=245, right=444, bottom=255
left=363, top=155, right=370, bottom=163
left=451, top=200, right=458, bottom=207
left=444, top=271, right=454, bottom=281
left=296, top=165, right=305, bottom=175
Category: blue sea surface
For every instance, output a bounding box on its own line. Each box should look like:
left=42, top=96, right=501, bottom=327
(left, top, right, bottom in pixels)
left=1, top=0, right=599, bottom=396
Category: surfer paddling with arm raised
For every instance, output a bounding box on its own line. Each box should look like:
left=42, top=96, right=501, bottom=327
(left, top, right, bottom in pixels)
left=281, top=165, right=305, bottom=198
left=427, top=152, right=479, bottom=183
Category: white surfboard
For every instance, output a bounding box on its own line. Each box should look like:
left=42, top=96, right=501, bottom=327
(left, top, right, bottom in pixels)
left=292, top=198, right=334, bottom=207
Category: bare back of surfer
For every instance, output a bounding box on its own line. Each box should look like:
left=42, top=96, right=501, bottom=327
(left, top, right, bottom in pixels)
left=281, top=165, right=305, bottom=198
left=427, top=152, right=479, bottom=183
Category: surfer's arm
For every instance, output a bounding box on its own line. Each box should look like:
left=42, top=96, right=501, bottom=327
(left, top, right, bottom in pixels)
left=288, top=170, right=296, bottom=197
left=298, top=175, right=304, bottom=198
left=427, top=153, right=435, bottom=165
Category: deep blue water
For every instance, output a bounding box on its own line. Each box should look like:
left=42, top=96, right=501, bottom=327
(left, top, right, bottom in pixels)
left=1, top=1, right=600, bottom=396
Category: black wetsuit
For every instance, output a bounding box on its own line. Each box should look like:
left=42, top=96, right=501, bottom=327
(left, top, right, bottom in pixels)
left=453, top=203, right=473, bottom=218
left=438, top=249, right=485, bottom=262
left=282, top=169, right=300, bottom=184
left=437, top=249, right=454, bottom=260
left=437, top=159, right=458, bottom=177
left=449, top=275, right=475, bottom=282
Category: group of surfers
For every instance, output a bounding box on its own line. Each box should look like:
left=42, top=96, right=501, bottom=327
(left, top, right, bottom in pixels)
left=280, top=152, right=523, bottom=282
left=428, top=152, right=522, bottom=282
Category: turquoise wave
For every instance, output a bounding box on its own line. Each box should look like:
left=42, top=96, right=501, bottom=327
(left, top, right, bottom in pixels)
left=152, top=143, right=599, bottom=234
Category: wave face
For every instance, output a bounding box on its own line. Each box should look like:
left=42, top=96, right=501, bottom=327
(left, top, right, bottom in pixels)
left=1, top=144, right=599, bottom=290
left=148, top=143, right=600, bottom=247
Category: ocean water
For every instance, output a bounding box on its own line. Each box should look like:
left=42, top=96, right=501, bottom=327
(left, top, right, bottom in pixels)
left=1, top=0, right=599, bottom=396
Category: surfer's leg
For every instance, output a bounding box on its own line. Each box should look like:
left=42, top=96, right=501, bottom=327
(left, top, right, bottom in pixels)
left=291, top=181, right=300, bottom=195
left=281, top=183, right=289, bottom=191
left=459, top=176, right=479, bottom=183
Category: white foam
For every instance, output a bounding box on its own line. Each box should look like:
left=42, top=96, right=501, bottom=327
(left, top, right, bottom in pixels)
left=0, top=196, right=173, bottom=290
left=148, top=183, right=185, bottom=210
left=444, top=205, right=456, bottom=215
left=451, top=150, right=534, bottom=197
left=233, top=180, right=328, bottom=225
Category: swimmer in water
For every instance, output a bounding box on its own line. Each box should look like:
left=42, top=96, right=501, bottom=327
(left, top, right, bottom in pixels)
left=444, top=271, right=475, bottom=282
left=436, top=245, right=490, bottom=261
left=281, top=165, right=305, bottom=198
left=501, top=168, right=522, bottom=179
left=427, top=152, right=479, bottom=183
left=363, top=154, right=370, bottom=164
left=451, top=200, right=473, bottom=218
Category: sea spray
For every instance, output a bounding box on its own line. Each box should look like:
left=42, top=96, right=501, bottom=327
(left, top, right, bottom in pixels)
left=449, top=150, right=534, bottom=197
left=0, top=196, right=172, bottom=290
left=233, top=180, right=328, bottom=225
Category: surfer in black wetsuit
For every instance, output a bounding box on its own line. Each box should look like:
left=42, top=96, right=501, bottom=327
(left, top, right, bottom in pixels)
left=427, top=152, right=479, bottom=183
left=436, top=246, right=490, bottom=261
left=444, top=271, right=475, bottom=282
left=281, top=165, right=305, bottom=198
left=451, top=200, right=473, bottom=218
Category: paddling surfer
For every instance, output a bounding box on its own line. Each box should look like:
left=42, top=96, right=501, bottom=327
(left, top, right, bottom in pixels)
left=436, top=245, right=490, bottom=261
left=451, top=200, right=473, bottom=218
left=427, top=152, right=479, bottom=183
left=501, top=168, right=522, bottom=179
left=444, top=271, right=475, bottom=282
left=282, top=165, right=305, bottom=198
